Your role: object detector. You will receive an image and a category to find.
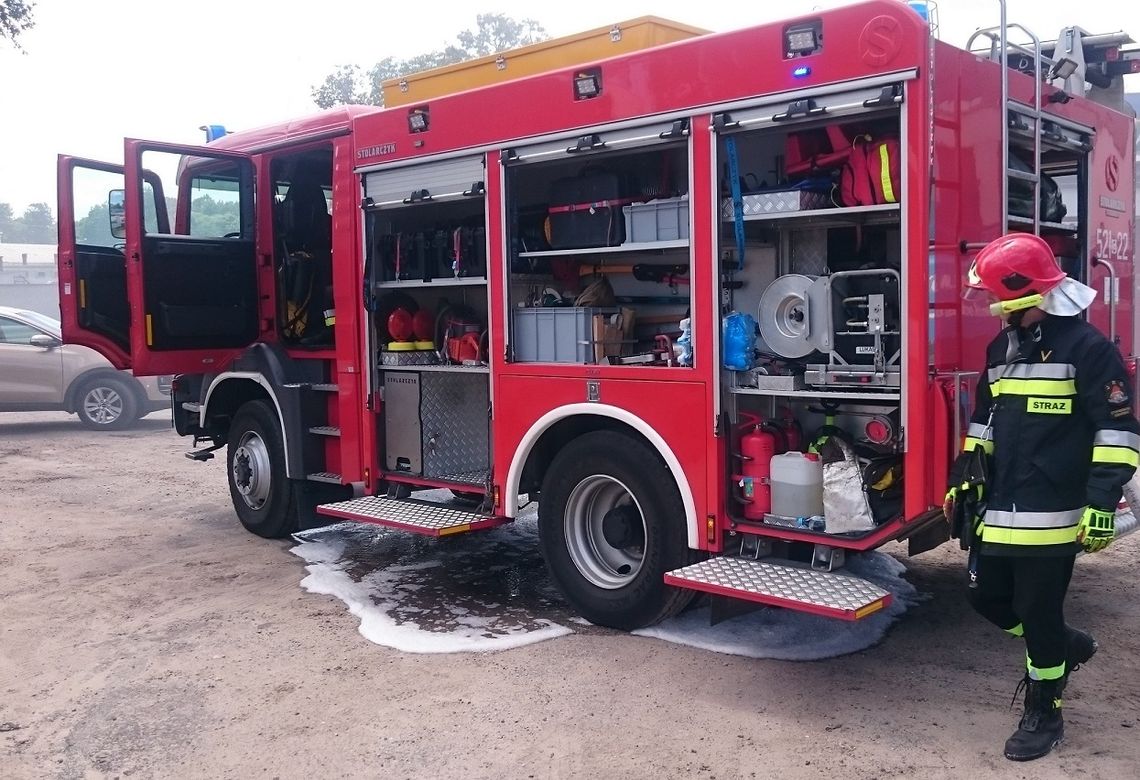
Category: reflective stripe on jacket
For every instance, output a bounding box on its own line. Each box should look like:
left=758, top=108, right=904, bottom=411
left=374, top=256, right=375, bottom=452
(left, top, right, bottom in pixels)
left=962, top=315, right=1140, bottom=554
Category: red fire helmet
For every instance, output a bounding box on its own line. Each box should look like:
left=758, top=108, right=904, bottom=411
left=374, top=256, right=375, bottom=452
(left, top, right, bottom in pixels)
left=967, top=233, right=1067, bottom=301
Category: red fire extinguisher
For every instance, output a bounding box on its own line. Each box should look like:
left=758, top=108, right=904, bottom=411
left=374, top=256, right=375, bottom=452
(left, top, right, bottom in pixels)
left=732, top=414, right=785, bottom=520
left=778, top=407, right=804, bottom=453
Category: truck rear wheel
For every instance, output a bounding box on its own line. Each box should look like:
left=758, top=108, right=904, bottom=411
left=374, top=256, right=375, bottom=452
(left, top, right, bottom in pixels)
left=227, top=400, right=298, bottom=539
left=538, top=430, right=694, bottom=630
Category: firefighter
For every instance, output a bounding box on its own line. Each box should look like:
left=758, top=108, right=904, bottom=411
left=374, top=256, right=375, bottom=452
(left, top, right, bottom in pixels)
left=944, top=233, right=1139, bottom=761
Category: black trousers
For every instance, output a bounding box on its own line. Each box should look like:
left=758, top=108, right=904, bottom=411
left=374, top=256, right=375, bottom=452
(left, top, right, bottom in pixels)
left=967, top=553, right=1076, bottom=675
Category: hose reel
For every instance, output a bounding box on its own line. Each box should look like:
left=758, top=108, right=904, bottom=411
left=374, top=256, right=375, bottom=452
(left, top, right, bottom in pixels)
left=757, top=273, right=832, bottom=359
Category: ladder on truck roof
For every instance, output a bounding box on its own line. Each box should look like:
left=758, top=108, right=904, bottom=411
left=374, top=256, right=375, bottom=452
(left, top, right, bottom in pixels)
left=968, top=3, right=1050, bottom=237
left=967, top=1, right=1138, bottom=238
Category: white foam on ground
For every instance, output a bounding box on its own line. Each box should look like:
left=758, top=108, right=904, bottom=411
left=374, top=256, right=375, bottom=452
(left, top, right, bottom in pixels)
left=291, top=523, right=572, bottom=654
left=633, top=552, right=922, bottom=660
left=291, top=512, right=921, bottom=659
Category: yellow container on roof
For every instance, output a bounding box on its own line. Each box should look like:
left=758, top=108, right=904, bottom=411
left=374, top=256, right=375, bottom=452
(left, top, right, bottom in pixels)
left=381, top=16, right=708, bottom=107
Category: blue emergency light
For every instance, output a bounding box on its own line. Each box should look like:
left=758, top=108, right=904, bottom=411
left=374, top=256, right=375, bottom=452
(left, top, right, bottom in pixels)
left=200, top=124, right=229, bottom=142
left=793, top=65, right=812, bottom=78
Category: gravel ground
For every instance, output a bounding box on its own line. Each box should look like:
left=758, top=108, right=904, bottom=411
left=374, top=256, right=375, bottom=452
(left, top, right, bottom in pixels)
left=2, top=410, right=1138, bottom=779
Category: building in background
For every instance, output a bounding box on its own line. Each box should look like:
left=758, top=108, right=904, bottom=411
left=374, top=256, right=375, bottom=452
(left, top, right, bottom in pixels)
left=0, top=243, right=59, bottom=317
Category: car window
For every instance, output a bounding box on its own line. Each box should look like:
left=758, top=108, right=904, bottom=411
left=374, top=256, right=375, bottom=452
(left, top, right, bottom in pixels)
left=0, top=317, right=42, bottom=345
left=15, top=309, right=61, bottom=336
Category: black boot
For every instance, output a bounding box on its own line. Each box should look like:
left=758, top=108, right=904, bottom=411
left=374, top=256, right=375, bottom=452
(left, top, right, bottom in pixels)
left=1004, top=677, right=1065, bottom=761
left=1066, top=626, right=1098, bottom=673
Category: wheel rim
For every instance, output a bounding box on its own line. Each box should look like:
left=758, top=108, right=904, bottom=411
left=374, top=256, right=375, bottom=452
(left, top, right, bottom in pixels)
left=563, top=474, right=647, bottom=590
left=232, top=431, right=272, bottom=511
left=82, top=386, right=124, bottom=425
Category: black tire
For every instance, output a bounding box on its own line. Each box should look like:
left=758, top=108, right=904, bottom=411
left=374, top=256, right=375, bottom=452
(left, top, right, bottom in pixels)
left=226, top=400, right=298, bottom=539
left=538, top=430, right=694, bottom=630
left=74, top=374, right=140, bottom=431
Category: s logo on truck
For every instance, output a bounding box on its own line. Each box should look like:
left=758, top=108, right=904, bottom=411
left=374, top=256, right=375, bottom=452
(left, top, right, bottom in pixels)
left=1106, top=155, right=1120, bottom=192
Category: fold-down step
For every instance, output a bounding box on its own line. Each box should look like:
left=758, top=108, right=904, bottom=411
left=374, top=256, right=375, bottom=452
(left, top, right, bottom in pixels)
left=315, top=495, right=510, bottom=537
left=664, top=557, right=892, bottom=621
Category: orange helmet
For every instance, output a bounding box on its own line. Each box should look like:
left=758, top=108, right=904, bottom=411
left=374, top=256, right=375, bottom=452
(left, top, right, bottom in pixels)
left=967, top=233, right=1067, bottom=302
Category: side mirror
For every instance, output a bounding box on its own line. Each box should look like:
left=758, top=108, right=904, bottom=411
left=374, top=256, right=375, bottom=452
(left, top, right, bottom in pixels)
left=29, top=333, right=60, bottom=349
left=108, top=189, right=126, bottom=240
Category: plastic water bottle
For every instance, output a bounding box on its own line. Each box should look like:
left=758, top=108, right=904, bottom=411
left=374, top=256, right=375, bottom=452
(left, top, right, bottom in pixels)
left=797, top=515, right=827, bottom=532
left=677, top=317, right=693, bottom=367
left=722, top=312, right=757, bottom=371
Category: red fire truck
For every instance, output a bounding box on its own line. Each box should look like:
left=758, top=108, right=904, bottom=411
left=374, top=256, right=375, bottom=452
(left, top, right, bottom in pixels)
left=57, top=1, right=1137, bottom=629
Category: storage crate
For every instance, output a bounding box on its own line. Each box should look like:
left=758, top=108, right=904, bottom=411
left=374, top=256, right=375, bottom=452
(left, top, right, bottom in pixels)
left=512, top=306, right=619, bottom=364
left=623, top=197, right=689, bottom=243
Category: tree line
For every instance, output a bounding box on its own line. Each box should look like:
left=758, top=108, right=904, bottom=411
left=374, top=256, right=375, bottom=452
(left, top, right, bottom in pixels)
left=0, top=0, right=34, bottom=48
left=0, top=202, right=55, bottom=244
left=311, top=13, right=547, bottom=108
left=0, top=196, right=242, bottom=247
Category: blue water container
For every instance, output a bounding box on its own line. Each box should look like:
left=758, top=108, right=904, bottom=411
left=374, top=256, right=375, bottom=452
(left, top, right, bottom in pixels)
left=722, top=312, right=757, bottom=371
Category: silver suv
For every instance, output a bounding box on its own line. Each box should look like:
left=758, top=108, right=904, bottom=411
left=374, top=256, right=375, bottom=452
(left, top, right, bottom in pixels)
left=0, top=305, right=171, bottom=430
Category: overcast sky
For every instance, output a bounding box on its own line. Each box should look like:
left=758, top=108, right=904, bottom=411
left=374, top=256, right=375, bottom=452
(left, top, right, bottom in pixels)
left=0, top=0, right=1136, bottom=216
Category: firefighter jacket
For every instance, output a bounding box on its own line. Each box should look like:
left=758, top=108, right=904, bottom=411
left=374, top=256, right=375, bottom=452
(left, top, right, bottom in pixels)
left=960, top=314, right=1140, bottom=555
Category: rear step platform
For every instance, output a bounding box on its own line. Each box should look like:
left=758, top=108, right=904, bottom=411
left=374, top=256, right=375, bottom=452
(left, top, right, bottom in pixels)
left=315, top=495, right=510, bottom=537
left=665, top=557, right=892, bottom=621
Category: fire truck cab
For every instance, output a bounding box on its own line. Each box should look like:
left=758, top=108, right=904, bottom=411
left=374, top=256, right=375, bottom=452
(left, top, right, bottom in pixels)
left=57, top=1, right=1137, bottom=630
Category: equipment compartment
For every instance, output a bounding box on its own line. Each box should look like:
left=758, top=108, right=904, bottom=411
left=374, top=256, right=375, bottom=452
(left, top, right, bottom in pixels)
left=503, top=119, right=693, bottom=368
left=726, top=395, right=904, bottom=534
left=716, top=95, right=904, bottom=395
left=362, top=155, right=493, bottom=490
left=715, top=89, right=907, bottom=537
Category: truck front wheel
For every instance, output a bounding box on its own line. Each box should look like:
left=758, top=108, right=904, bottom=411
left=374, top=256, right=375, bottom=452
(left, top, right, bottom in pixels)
left=227, top=400, right=298, bottom=539
left=538, top=430, right=694, bottom=630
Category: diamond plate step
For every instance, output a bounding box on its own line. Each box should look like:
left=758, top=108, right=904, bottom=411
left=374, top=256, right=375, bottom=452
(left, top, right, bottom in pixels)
left=315, top=495, right=510, bottom=537
left=309, top=426, right=341, bottom=436
left=664, top=557, right=892, bottom=621
left=435, top=469, right=491, bottom=487
left=306, top=472, right=342, bottom=484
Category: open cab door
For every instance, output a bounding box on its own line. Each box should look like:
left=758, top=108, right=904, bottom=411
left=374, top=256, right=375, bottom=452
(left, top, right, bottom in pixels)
left=58, top=143, right=261, bottom=375
left=56, top=156, right=170, bottom=369
left=120, top=139, right=261, bottom=376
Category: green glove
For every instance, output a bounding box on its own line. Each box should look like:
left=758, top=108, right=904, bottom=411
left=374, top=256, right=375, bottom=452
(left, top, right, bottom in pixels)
left=942, top=487, right=958, bottom=520
left=943, top=483, right=983, bottom=520
left=1077, top=507, right=1115, bottom=553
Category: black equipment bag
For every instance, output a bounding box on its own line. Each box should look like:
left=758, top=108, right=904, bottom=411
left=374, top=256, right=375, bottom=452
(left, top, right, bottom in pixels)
left=1008, top=153, right=1067, bottom=223
left=863, top=456, right=904, bottom=524
left=407, top=232, right=427, bottom=281
left=546, top=170, right=632, bottom=249
left=429, top=230, right=450, bottom=280
left=948, top=445, right=989, bottom=551
left=454, top=226, right=487, bottom=277
left=373, top=233, right=397, bottom=283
